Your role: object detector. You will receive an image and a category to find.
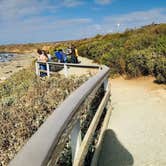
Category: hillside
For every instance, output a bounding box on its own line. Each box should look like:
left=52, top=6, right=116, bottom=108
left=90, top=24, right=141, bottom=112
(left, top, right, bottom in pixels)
left=76, top=24, right=166, bottom=83
left=0, top=23, right=166, bottom=83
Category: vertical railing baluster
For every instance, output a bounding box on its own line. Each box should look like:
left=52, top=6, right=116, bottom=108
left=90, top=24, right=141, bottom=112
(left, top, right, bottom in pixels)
left=46, top=63, right=50, bottom=77
left=91, top=77, right=111, bottom=166
left=35, top=62, right=39, bottom=76
left=71, top=120, right=82, bottom=164
left=104, top=77, right=110, bottom=92
left=64, top=63, right=68, bottom=77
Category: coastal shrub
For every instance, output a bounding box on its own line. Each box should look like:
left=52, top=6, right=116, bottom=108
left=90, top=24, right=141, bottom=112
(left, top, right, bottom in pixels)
left=77, top=24, right=166, bottom=83
left=100, top=49, right=126, bottom=76
left=153, top=57, right=166, bottom=83
left=0, top=67, right=88, bottom=166
left=153, top=35, right=166, bottom=55
left=1, top=96, right=15, bottom=107
left=125, top=50, right=154, bottom=77
left=0, top=63, right=35, bottom=100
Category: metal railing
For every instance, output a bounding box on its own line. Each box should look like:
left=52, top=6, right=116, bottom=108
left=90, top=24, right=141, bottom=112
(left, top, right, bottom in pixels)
left=9, top=62, right=111, bottom=166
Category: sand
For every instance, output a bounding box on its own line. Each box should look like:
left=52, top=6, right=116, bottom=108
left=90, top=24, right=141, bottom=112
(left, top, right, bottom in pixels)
left=0, top=53, right=35, bottom=82
left=98, top=76, right=166, bottom=166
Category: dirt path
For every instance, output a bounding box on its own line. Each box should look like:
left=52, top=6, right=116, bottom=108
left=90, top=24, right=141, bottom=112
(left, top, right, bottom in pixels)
left=98, top=77, right=166, bottom=166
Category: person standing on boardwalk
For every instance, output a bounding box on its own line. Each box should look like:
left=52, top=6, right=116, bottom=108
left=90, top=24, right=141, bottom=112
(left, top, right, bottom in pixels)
left=74, top=47, right=79, bottom=63
left=45, top=50, right=52, bottom=62
left=37, top=49, right=48, bottom=77
left=71, top=45, right=79, bottom=63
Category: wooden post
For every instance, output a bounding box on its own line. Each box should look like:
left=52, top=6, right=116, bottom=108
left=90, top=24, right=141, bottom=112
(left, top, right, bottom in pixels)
left=99, top=65, right=102, bottom=71
left=46, top=63, right=50, bottom=77
left=64, top=63, right=68, bottom=77
left=73, top=91, right=110, bottom=166
left=35, top=62, right=39, bottom=76
left=91, top=99, right=112, bottom=166
left=91, top=80, right=111, bottom=166
left=104, top=78, right=109, bottom=92
left=71, top=120, right=82, bottom=164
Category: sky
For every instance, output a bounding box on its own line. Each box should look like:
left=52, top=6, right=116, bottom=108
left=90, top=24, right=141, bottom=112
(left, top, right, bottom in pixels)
left=0, top=0, right=166, bottom=45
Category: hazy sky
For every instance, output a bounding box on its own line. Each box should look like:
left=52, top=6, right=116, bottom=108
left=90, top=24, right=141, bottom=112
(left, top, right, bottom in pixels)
left=0, top=0, right=165, bottom=44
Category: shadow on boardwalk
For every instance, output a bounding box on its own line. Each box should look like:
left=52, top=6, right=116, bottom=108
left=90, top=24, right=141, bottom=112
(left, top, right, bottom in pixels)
left=98, top=129, right=134, bottom=166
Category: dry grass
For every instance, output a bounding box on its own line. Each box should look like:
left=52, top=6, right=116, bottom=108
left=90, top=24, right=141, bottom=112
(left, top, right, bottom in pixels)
left=0, top=64, right=88, bottom=166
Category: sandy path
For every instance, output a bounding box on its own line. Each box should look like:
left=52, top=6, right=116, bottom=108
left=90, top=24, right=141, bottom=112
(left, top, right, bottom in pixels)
left=98, top=77, right=166, bottom=166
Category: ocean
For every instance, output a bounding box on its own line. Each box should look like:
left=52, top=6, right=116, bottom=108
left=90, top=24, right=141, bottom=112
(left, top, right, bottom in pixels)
left=0, top=53, right=15, bottom=62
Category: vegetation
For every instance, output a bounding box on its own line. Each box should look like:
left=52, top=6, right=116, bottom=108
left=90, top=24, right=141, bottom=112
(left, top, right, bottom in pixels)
left=0, top=64, right=88, bottom=166
left=0, top=24, right=165, bottom=83
left=1, top=23, right=165, bottom=165
left=76, top=24, right=166, bottom=83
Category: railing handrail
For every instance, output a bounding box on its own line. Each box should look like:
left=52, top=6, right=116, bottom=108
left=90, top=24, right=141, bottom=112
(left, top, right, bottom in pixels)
left=9, top=65, right=110, bottom=166
left=37, top=61, right=101, bottom=69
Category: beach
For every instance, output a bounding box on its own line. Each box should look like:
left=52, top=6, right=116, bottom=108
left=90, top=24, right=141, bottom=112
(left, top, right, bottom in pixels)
left=0, top=53, right=35, bottom=82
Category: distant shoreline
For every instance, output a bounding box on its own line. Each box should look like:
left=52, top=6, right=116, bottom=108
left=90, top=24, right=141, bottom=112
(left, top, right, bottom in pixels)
left=0, top=53, right=35, bottom=82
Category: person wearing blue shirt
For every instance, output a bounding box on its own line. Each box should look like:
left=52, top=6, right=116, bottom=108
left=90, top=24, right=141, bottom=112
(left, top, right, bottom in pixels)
left=54, top=49, right=63, bottom=62
left=54, top=49, right=67, bottom=63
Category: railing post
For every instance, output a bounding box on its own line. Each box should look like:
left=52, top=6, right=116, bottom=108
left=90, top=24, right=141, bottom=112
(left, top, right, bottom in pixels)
left=46, top=63, right=50, bottom=77
left=71, top=120, right=82, bottom=164
left=64, top=63, right=68, bottom=77
left=99, top=65, right=102, bottom=71
left=91, top=99, right=112, bottom=166
left=104, top=77, right=110, bottom=92
left=35, top=62, right=39, bottom=76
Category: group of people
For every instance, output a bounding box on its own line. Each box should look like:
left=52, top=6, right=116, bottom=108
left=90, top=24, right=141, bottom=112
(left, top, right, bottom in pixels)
left=36, top=45, right=80, bottom=77
left=37, top=46, right=79, bottom=64
left=54, top=46, right=79, bottom=63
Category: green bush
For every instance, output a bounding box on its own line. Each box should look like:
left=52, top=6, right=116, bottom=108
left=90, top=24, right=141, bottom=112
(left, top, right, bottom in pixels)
left=77, top=23, right=166, bottom=83
left=100, top=48, right=126, bottom=76
left=125, top=50, right=154, bottom=77
left=153, top=35, right=166, bottom=55
left=153, top=57, right=166, bottom=83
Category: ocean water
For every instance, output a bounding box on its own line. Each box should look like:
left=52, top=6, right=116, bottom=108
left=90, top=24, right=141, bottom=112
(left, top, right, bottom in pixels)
left=0, top=53, right=14, bottom=62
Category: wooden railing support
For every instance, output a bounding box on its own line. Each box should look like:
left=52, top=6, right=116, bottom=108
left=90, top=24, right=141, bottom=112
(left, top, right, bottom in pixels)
left=46, top=63, right=50, bottom=77
left=35, top=62, right=39, bottom=76
left=71, top=120, right=82, bottom=163
left=104, top=78, right=109, bottom=91
left=64, top=63, right=68, bottom=77
left=91, top=101, right=112, bottom=166
left=73, top=90, right=110, bottom=166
